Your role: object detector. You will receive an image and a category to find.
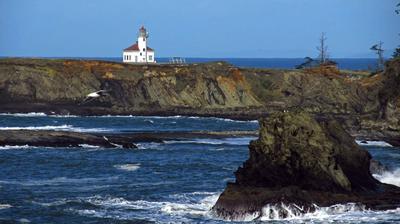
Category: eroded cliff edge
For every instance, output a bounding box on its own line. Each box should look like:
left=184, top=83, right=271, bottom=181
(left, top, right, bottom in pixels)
left=212, top=111, right=400, bottom=220
left=0, top=58, right=399, bottom=144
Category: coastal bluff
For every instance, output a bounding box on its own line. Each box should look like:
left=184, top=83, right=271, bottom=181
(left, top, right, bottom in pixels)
left=212, top=111, right=400, bottom=220
left=0, top=58, right=399, bottom=145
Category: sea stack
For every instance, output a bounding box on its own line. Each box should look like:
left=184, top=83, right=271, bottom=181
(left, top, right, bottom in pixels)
left=212, top=111, right=400, bottom=220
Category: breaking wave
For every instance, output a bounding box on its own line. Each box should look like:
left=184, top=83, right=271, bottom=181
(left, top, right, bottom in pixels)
left=0, top=112, right=47, bottom=117
left=0, top=204, right=12, bottom=209
left=373, top=168, right=400, bottom=187
left=0, top=145, right=33, bottom=150
left=114, top=163, right=140, bottom=171
left=164, top=137, right=256, bottom=146
left=217, top=202, right=400, bottom=223
left=39, top=192, right=219, bottom=222
left=78, top=144, right=101, bottom=149
left=356, top=140, right=393, bottom=147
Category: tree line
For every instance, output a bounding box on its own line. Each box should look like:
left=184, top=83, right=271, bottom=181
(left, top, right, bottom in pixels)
left=297, top=2, right=400, bottom=71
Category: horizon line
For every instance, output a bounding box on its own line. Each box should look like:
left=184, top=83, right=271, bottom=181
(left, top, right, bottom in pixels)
left=0, top=56, right=382, bottom=60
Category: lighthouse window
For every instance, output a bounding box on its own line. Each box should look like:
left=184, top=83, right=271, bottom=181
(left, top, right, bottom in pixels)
left=143, top=48, right=146, bottom=51
left=140, top=52, right=142, bottom=56
left=149, top=55, right=153, bottom=61
left=143, top=38, right=145, bottom=41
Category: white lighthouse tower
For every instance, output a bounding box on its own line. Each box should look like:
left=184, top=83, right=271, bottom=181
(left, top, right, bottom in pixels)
left=123, top=26, right=155, bottom=63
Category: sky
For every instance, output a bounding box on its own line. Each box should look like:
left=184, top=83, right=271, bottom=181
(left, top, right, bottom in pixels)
left=0, top=0, right=399, bottom=58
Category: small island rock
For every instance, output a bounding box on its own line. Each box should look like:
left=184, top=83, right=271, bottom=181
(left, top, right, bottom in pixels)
left=212, top=111, right=400, bottom=220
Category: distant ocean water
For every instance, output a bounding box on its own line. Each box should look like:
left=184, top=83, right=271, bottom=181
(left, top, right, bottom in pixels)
left=1, top=57, right=381, bottom=70
left=93, top=57, right=381, bottom=70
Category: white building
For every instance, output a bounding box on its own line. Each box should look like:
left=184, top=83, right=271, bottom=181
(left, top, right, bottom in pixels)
left=123, top=26, right=155, bottom=63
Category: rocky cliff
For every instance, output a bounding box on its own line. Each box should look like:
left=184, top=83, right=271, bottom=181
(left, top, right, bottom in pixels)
left=0, top=58, right=399, bottom=143
left=212, top=111, right=400, bottom=220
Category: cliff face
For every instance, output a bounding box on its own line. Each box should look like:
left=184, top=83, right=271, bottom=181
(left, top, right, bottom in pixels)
left=0, top=58, right=399, bottom=142
left=212, top=111, right=400, bottom=220
left=0, top=58, right=380, bottom=114
left=0, top=59, right=261, bottom=113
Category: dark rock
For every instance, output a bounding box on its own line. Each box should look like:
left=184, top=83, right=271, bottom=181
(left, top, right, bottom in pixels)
left=0, top=130, right=137, bottom=149
left=212, top=111, right=400, bottom=220
left=370, top=159, right=389, bottom=175
left=0, top=130, right=257, bottom=149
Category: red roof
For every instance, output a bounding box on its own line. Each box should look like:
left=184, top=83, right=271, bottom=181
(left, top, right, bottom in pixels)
left=123, top=43, right=154, bottom=52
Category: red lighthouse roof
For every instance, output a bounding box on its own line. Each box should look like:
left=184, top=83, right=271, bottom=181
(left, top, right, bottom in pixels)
left=123, top=43, right=154, bottom=52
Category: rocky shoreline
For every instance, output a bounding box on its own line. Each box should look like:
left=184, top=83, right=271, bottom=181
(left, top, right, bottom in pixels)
left=212, top=111, right=400, bottom=220
left=0, top=130, right=257, bottom=149
left=0, top=58, right=399, bottom=146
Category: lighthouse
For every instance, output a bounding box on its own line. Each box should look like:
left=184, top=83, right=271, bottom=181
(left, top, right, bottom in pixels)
left=123, top=26, right=156, bottom=63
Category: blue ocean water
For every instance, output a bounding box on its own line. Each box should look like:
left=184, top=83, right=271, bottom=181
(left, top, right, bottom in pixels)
left=155, top=58, right=379, bottom=70
left=2, top=57, right=380, bottom=70
left=0, top=114, right=399, bottom=223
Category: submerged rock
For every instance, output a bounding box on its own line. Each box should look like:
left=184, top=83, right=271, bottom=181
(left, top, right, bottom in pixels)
left=212, top=111, right=400, bottom=220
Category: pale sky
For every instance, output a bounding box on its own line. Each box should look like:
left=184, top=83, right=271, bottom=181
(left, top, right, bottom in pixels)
left=0, top=0, right=399, bottom=58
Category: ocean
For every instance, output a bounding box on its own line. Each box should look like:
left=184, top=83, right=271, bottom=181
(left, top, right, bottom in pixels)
left=2, top=57, right=381, bottom=70
left=0, top=113, right=399, bottom=223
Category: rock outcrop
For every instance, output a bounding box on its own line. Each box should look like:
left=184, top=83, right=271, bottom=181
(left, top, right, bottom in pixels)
left=212, top=111, right=400, bottom=220
left=0, top=130, right=256, bottom=149
left=0, top=130, right=137, bottom=149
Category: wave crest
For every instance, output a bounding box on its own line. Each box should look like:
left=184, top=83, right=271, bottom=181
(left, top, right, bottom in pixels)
left=373, top=168, right=400, bottom=187
left=114, top=164, right=140, bottom=171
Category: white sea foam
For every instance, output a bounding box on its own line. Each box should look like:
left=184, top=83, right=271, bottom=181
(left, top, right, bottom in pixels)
left=0, top=125, right=110, bottom=133
left=78, top=144, right=100, bottom=149
left=17, top=218, right=31, bottom=223
left=42, top=193, right=400, bottom=223
left=161, top=192, right=220, bottom=216
left=0, top=204, right=12, bottom=209
left=215, top=202, right=400, bottom=223
left=65, top=192, right=220, bottom=222
left=0, top=145, right=32, bottom=150
left=259, top=203, right=366, bottom=220
left=0, top=125, right=73, bottom=131
left=373, top=168, right=400, bottom=187
left=114, top=163, right=140, bottom=171
left=0, top=144, right=103, bottom=150
left=356, top=140, right=393, bottom=147
left=144, top=119, right=154, bottom=124
left=0, top=112, right=77, bottom=117
left=135, top=142, right=163, bottom=150
left=164, top=137, right=256, bottom=146
left=0, top=112, right=47, bottom=117
left=217, top=202, right=368, bottom=222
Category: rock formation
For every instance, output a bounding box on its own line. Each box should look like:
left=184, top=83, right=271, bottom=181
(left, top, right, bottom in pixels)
left=0, top=58, right=399, bottom=145
left=212, top=111, right=400, bottom=220
left=0, top=130, right=256, bottom=149
left=0, top=130, right=137, bottom=149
